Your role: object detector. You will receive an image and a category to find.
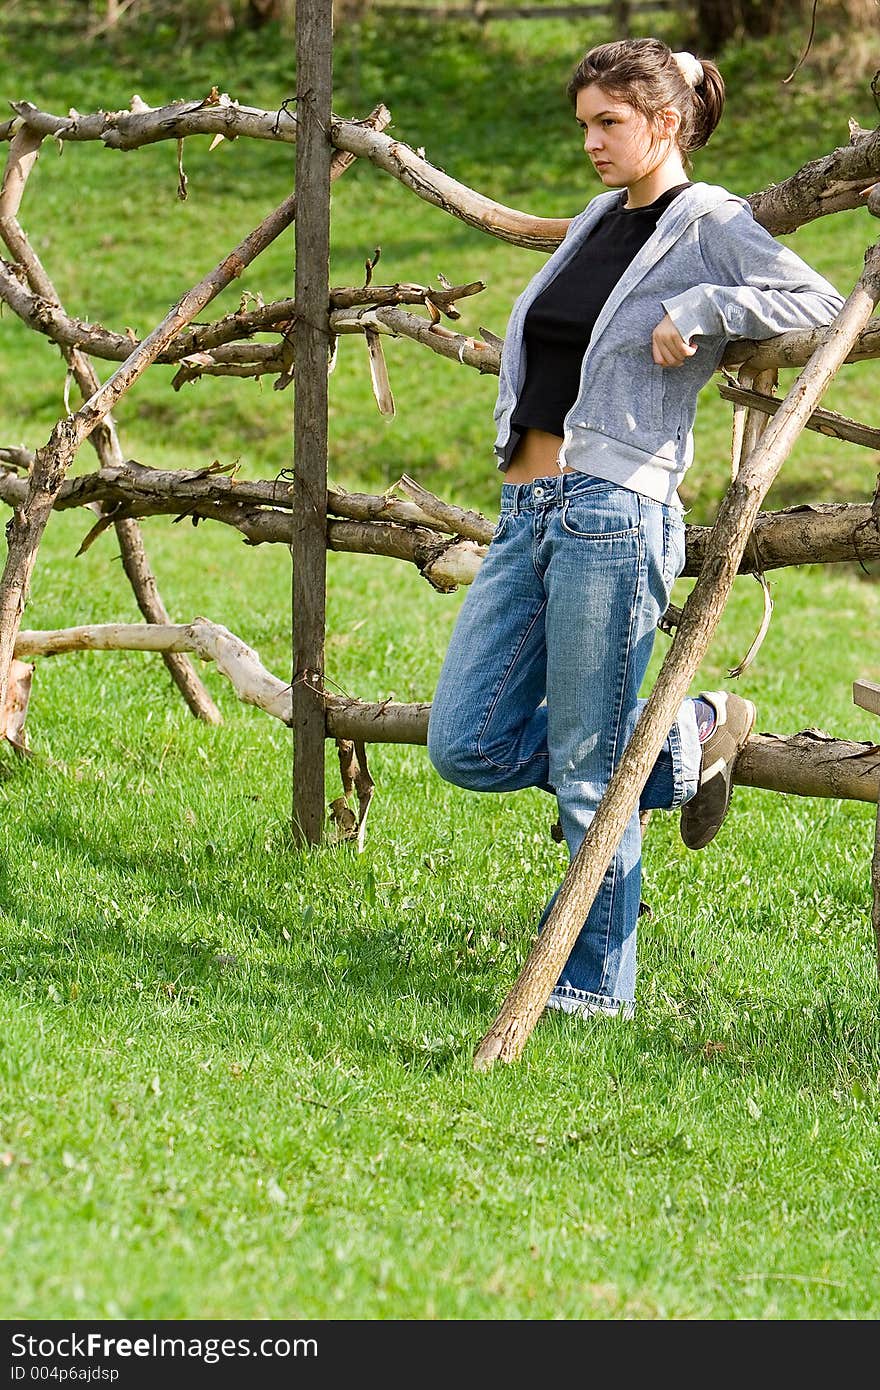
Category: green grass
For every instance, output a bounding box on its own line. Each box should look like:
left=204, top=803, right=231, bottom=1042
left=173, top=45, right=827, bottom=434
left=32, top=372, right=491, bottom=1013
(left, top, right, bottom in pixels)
left=1, top=2, right=880, bottom=1320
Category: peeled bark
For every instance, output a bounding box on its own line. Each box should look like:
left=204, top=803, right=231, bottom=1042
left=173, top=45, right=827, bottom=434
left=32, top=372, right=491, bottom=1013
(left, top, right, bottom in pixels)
left=14, top=620, right=292, bottom=723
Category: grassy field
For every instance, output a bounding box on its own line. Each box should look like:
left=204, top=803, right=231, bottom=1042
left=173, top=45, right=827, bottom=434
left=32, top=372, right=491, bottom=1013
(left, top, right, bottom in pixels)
left=1, top=2, right=880, bottom=1320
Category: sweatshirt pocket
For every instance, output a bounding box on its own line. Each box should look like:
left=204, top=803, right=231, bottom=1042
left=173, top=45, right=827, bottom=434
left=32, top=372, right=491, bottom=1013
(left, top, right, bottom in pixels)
left=577, top=358, right=663, bottom=442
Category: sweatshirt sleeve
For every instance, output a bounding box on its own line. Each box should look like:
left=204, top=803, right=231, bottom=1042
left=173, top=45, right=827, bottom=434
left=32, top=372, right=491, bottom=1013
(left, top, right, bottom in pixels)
left=659, top=200, right=845, bottom=344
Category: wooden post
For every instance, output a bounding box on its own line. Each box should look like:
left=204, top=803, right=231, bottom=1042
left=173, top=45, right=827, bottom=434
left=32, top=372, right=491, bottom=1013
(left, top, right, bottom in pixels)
left=610, top=0, right=631, bottom=35
left=854, top=678, right=880, bottom=982
left=292, top=0, right=333, bottom=845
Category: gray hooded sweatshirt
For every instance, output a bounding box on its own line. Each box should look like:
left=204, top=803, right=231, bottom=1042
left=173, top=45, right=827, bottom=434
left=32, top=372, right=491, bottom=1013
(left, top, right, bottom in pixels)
left=493, top=181, right=845, bottom=506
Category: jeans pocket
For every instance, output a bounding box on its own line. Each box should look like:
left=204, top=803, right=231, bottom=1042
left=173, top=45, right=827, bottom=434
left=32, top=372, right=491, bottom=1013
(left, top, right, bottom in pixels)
left=560, top=486, right=640, bottom=540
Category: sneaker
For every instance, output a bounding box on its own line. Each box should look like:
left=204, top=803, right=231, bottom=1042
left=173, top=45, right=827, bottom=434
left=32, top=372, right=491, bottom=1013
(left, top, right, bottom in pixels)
left=545, top=991, right=634, bottom=1021
left=679, top=691, right=757, bottom=851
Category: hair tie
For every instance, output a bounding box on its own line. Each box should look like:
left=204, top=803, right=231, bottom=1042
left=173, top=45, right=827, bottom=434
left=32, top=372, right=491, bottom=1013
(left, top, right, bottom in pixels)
left=673, top=50, right=704, bottom=88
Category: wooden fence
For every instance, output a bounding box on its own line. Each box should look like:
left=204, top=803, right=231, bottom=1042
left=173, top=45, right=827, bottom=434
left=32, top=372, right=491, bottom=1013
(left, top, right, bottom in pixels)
left=1, top=0, right=880, bottom=1062
left=366, top=0, right=678, bottom=24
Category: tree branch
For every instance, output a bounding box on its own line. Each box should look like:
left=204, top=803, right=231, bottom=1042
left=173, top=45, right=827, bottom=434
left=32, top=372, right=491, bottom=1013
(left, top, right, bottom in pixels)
left=7, top=96, right=876, bottom=245
left=1, top=459, right=878, bottom=578
left=718, top=377, right=880, bottom=450
left=12, top=621, right=880, bottom=808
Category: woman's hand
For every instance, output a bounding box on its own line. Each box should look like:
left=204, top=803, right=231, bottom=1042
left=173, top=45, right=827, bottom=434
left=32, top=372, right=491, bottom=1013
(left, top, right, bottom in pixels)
left=652, top=313, right=698, bottom=367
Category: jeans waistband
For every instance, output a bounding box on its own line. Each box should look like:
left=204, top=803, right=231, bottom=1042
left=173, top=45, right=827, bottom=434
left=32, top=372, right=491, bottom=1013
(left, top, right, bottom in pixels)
left=500, top=471, right=619, bottom=515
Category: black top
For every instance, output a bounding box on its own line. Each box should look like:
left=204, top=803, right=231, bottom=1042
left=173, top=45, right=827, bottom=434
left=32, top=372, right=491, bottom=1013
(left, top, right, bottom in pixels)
left=510, top=183, right=690, bottom=440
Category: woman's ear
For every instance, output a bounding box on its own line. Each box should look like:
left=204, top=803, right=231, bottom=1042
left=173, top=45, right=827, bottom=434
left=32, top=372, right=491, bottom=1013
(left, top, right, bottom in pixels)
left=659, top=106, right=682, bottom=141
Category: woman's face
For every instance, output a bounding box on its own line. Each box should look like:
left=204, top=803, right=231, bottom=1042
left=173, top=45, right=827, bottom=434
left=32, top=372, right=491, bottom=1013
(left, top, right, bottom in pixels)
left=575, top=83, right=674, bottom=191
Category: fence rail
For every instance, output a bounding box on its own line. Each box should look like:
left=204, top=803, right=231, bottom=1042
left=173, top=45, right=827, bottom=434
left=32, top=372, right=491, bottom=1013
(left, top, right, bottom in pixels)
left=367, top=0, right=677, bottom=24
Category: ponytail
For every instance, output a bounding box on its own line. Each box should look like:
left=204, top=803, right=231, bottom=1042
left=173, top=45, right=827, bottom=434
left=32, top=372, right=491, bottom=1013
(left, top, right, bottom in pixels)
left=688, top=57, right=725, bottom=151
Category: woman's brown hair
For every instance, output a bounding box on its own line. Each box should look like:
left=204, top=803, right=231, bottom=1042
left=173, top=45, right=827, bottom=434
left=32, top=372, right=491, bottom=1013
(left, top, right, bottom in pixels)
left=567, top=37, right=725, bottom=156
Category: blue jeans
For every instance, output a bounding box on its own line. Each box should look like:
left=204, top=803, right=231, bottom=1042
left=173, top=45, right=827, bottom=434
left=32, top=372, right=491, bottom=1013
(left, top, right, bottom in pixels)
left=427, top=471, right=702, bottom=1016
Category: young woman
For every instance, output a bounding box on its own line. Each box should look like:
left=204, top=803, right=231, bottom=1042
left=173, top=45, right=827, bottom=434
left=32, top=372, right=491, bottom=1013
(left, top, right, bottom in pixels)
left=427, top=38, right=844, bottom=1020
